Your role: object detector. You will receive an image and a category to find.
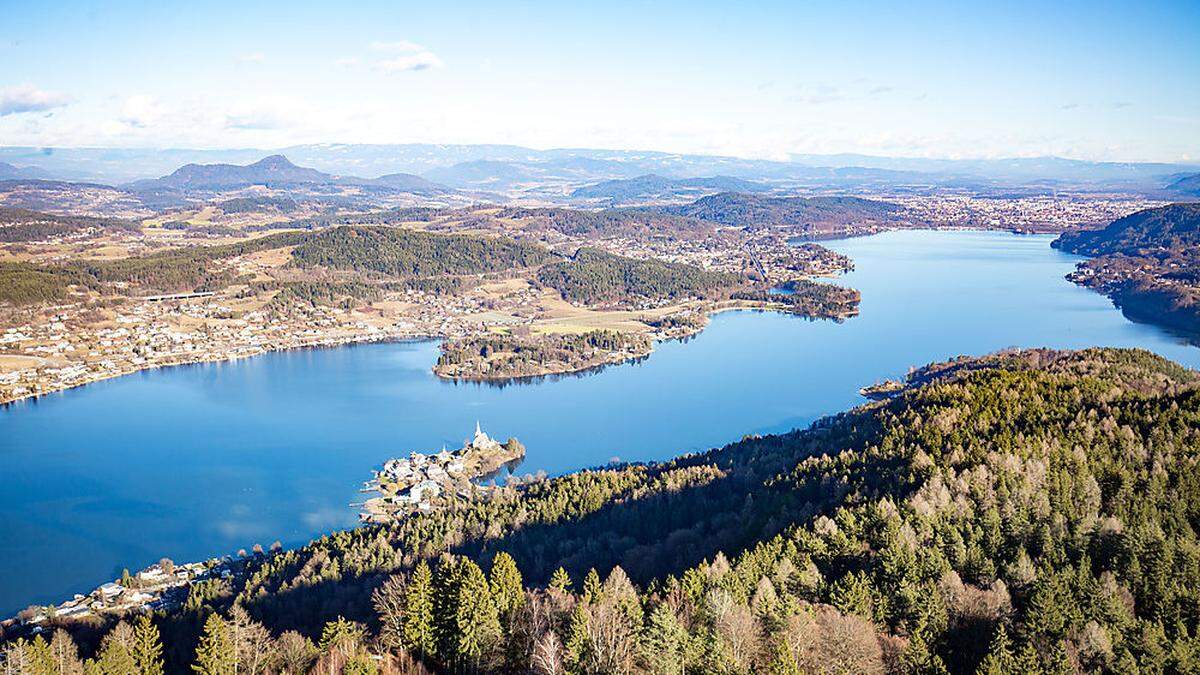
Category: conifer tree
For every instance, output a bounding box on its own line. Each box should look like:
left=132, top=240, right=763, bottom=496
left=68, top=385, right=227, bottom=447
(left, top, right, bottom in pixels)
left=402, top=562, right=436, bottom=658
left=975, top=624, right=1014, bottom=675
left=548, top=567, right=572, bottom=594
left=97, top=623, right=137, bottom=675
left=489, top=552, right=525, bottom=619
left=25, top=635, right=55, bottom=675
left=130, top=616, right=164, bottom=675
left=451, top=560, right=502, bottom=669
left=192, top=614, right=235, bottom=675
left=582, top=568, right=603, bottom=605
left=641, top=604, right=688, bottom=675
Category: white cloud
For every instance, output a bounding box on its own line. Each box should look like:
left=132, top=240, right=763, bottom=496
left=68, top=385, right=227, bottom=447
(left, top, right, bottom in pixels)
left=118, top=95, right=166, bottom=128
left=0, top=84, right=71, bottom=116
left=375, top=51, right=444, bottom=73
left=365, top=39, right=443, bottom=72
left=237, top=52, right=266, bottom=64
left=336, top=57, right=360, bottom=68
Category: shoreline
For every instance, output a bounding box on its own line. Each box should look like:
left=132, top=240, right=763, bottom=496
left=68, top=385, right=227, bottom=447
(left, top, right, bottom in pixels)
left=430, top=297, right=859, bottom=383
left=0, top=226, right=1042, bottom=405
left=0, top=328, right=440, bottom=408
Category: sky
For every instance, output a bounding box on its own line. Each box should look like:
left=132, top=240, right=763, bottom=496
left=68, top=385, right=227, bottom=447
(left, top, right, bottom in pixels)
left=1, top=0, right=1198, bottom=162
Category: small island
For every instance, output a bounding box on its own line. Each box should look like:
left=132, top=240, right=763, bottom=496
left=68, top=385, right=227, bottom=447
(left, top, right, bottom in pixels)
left=359, top=423, right=526, bottom=523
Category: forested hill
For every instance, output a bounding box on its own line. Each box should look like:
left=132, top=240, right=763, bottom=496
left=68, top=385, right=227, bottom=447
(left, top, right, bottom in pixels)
left=1053, top=202, right=1200, bottom=255
left=536, top=247, right=741, bottom=304
left=288, top=226, right=553, bottom=277
left=0, top=206, right=140, bottom=242
left=11, top=347, right=1200, bottom=674
left=657, top=192, right=902, bottom=228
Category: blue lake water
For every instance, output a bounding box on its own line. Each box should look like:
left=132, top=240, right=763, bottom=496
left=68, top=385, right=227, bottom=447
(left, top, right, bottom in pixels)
left=2, top=229, right=1199, bottom=615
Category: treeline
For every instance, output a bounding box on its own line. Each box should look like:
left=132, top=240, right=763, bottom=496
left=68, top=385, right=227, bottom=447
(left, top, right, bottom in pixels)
left=0, top=262, right=98, bottom=305
left=493, top=207, right=713, bottom=238
left=0, top=207, right=140, bottom=243
left=270, top=207, right=456, bottom=231
left=536, top=248, right=741, bottom=305
left=657, top=193, right=902, bottom=229
left=290, top=227, right=554, bottom=278
left=4, top=225, right=552, bottom=302
left=76, top=233, right=304, bottom=293
left=256, top=281, right=383, bottom=310
left=731, top=280, right=860, bottom=319
left=216, top=196, right=300, bottom=215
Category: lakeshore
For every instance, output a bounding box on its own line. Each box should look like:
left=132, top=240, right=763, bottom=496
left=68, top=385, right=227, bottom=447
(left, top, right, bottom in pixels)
left=4, top=230, right=1200, bottom=617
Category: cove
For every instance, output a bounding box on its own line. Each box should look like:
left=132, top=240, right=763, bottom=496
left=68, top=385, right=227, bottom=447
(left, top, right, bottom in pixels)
left=2, top=229, right=1199, bottom=616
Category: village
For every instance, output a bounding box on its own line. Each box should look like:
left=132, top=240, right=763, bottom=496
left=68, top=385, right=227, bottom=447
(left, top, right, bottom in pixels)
left=359, top=423, right=526, bottom=523
left=1, top=556, right=248, bottom=639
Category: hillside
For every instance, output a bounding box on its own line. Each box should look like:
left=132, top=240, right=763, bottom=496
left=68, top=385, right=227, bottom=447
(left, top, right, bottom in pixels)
left=659, top=192, right=902, bottom=229
left=128, top=155, right=452, bottom=197
left=0, top=162, right=49, bottom=181
left=136, top=155, right=333, bottom=190
left=535, top=247, right=741, bottom=304
left=1167, top=174, right=1200, bottom=197
left=1053, top=202, right=1200, bottom=255
left=1053, top=204, right=1200, bottom=336
left=0, top=206, right=139, bottom=243
left=288, top=226, right=553, bottom=278
left=10, top=348, right=1200, bottom=673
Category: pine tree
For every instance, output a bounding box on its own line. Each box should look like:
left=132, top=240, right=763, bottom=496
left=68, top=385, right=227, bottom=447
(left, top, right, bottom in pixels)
left=403, top=561, right=436, bottom=657
left=766, top=639, right=800, bottom=675
left=97, top=623, right=137, bottom=675
left=489, top=552, right=525, bottom=619
left=25, top=635, right=55, bottom=675
left=582, top=568, right=603, bottom=604
left=975, top=624, right=1014, bottom=675
left=641, top=604, right=688, bottom=675
left=130, top=616, right=163, bottom=675
left=549, top=567, right=572, bottom=594
left=433, top=556, right=466, bottom=660
left=451, top=560, right=502, bottom=669
left=564, top=604, right=590, bottom=671
left=192, top=614, right=235, bottom=675
left=1013, top=644, right=1043, bottom=675
left=900, top=631, right=948, bottom=675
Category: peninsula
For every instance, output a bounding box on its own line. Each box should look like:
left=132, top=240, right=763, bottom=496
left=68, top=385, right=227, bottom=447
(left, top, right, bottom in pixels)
left=359, top=423, right=526, bottom=523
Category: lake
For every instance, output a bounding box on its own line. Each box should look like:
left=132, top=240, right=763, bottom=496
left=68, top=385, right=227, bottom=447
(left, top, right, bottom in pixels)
left=2, top=229, right=1198, bottom=615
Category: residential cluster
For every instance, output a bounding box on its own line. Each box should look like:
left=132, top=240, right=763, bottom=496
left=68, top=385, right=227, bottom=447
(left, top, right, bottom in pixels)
left=3, top=558, right=241, bottom=635
left=893, top=195, right=1165, bottom=232
left=360, top=424, right=525, bottom=523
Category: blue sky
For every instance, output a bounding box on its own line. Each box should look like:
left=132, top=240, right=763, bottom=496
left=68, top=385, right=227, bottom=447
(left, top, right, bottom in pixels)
left=1, top=0, right=1197, bottom=161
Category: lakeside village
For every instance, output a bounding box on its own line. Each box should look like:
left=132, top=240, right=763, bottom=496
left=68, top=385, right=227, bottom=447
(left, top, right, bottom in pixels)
left=1, top=556, right=250, bottom=639
left=359, top=423, right=527, bottom=524
left=2, top=424, right=526, bottom=637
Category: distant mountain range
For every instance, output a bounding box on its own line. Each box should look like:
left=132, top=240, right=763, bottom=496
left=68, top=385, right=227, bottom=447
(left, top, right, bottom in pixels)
left=1, top=144, right=1195, bottom=193
left=569, top=174, right=768, bottom=202
left=1166, top=173, right=1200, bottom=197
left=0, top=161, right=49, bottom=180
left=128, top=154, right=450, bottom=196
